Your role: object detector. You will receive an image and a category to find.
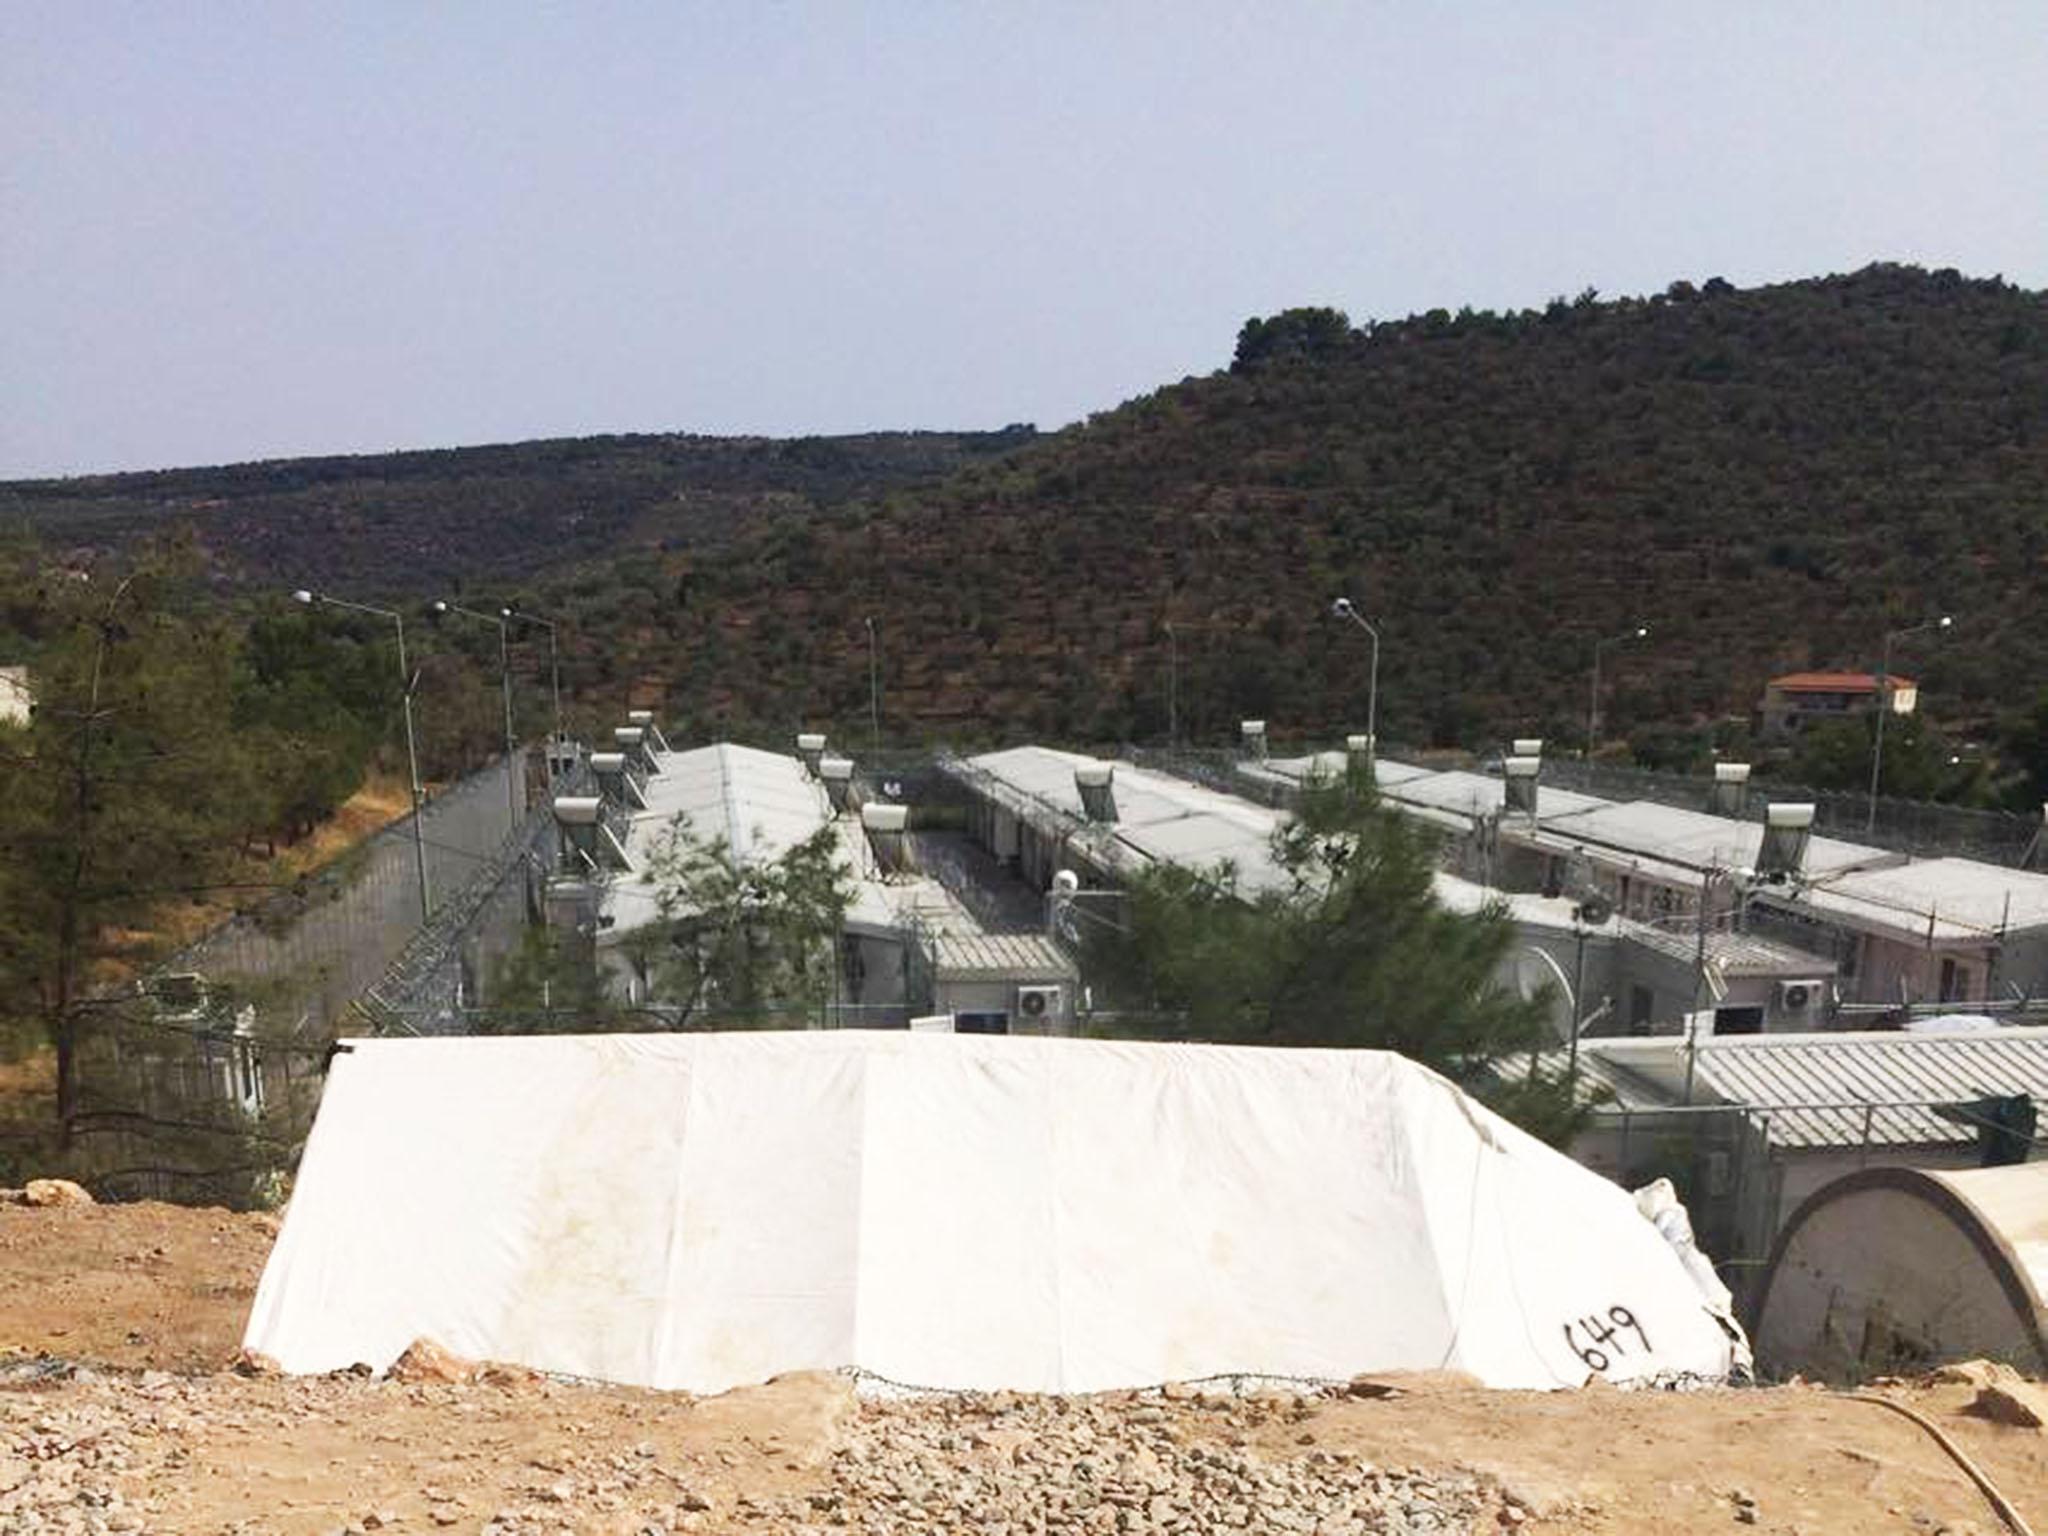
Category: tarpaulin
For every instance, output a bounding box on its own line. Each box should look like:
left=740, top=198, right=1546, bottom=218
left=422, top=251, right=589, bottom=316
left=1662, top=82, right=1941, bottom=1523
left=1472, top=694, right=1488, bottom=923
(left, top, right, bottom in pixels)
left=244, top=1031, right=1740, bottom=1392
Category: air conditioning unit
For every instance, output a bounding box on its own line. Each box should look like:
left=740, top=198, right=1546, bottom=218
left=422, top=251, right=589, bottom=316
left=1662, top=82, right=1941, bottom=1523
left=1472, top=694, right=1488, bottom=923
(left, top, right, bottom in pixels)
left=1016, top=984, right=1063, bottom=1021
left=1777, top=979, right=1824, bottom=1014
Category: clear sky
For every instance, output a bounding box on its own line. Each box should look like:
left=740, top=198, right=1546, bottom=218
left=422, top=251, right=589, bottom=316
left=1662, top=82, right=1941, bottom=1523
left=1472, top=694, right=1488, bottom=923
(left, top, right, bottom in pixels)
left=6, top=3, right=2046, bottom=479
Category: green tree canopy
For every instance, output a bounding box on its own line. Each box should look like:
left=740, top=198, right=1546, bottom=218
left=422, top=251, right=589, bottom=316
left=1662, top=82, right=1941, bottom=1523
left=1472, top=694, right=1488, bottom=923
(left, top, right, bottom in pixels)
left=0, top=545, right=245, bottom=1136
left=1231, top=306, right=1353, bottom=371
left=1088, top=774, right=1547, bottom=1062
left=629, top=815, right=854, bottom=1027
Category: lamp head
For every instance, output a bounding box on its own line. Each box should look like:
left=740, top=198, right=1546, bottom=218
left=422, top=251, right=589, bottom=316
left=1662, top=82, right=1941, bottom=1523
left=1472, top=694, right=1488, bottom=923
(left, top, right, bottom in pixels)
left=432, top=600, right=449, bottom=614
left=1938, top=614, right=1953, bottom=629
left=500, top=606, right=513, bottom=619
left=1331, top=597, right=1355, bottom=617
left=291, top=589, right=314, bottom=605
left=1634, top=625, right=1649, bottom=639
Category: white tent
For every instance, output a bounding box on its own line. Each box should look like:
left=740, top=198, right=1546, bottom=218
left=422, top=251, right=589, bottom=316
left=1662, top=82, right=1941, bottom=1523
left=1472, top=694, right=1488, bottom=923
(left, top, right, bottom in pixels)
left=245, top=1032, right=1741, bottom=1393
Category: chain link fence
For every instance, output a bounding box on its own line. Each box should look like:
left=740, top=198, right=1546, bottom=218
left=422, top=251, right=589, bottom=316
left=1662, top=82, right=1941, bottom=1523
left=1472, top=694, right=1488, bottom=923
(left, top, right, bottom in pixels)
left=61, top=751, right=549, bottom=1204
left=155, top=751, right=534, bottom=1035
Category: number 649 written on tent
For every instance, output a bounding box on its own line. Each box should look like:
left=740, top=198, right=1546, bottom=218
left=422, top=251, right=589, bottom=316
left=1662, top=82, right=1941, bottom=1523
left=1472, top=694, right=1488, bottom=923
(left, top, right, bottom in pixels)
left=1562, top=1306, right=1652, bottom=1374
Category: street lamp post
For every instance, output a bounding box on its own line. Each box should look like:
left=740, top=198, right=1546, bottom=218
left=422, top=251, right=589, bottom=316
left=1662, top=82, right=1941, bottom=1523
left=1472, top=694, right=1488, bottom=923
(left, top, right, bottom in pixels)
left=1166, top=621, right=1179, bottom=747
left=436, top=601, right=520, bottom=833
left=864, top=617, right=880, bottom=758
left=1587, top=625, right=1649, bottom=759
left=293, top=589, right=432, bottom=923
left=1867, top=614, right=1953, bottom=832
left=1330, top=598, right=1380, bottom=769
left=503, top=607, right=563, bottom=744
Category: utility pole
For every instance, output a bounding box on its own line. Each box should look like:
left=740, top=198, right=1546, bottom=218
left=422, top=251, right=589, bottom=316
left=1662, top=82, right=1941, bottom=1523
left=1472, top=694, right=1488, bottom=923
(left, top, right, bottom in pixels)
left=295, top=590, right=432, bottom=922
left=865, top=617, right=880, bottom=758
left=436, top=601, right=520, bottom=833
left=1330, top=599, right=1381, bottom=770
left=1166, top=621, right=1178, bottom=747
left=1587, top=625, right=1648, bottom=760
left=1867, top=614, right=1952, bottom=833
left=505, top=608, right=563, bottom=743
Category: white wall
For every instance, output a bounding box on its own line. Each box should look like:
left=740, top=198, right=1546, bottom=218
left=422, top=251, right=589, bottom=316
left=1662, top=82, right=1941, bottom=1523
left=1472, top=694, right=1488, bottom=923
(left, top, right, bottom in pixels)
left=1754, top=1177, right=2042, bottom=1380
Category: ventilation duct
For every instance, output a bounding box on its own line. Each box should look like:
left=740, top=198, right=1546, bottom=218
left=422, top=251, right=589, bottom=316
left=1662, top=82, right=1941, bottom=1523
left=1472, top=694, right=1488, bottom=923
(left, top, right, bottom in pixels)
left=795, top=732, right=827, bottom=775
left=1755, top=803, right=1815, bottom=883
left=861, top=802, right=910, bottom=873
left=1710, top=762, right=1752, bottom=819
left=1074, top=761, right=1117, bottom=823
left=818, top=755, right=855, bottom=814
left=1503, top=755, right=1541, bottom=817
left=1241, top=720, right=1268, bottom=761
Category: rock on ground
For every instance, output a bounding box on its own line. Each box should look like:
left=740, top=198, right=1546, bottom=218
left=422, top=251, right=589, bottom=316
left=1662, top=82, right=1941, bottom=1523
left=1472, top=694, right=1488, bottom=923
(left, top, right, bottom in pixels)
left=20, top=1180, right=94, bottom=1209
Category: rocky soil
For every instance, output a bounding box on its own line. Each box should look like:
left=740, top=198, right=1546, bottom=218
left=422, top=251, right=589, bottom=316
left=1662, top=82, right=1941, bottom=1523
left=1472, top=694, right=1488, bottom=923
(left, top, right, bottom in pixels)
left=3, top=1200, right=2045, bottom=1535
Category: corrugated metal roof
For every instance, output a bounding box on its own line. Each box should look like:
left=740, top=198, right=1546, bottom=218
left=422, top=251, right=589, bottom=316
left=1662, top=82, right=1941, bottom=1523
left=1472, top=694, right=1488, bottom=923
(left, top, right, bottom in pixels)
left=931, top=931, right=1078, bottom=980
left=1580, top=1030, right=2048, bottom=1149
left=1479, top=1047, right=1642, bottom=1108
left=1620, top=922, right=1834, bottom=976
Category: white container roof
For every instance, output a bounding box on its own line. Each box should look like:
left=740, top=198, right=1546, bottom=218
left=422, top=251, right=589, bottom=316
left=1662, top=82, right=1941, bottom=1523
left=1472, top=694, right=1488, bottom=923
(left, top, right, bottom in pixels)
left=1249, top=754, right=1436, bottom=790
left=1429, top=871, right=1618, bottom=934
left=965, top=746, right=1292, bottom=896
left=1797, top=857, right=2048, bottom=943
left=1531, top=800, right=1897, bottom=881
left=593, top=742, right=946, bottom=942
left=1380, top=769, right=1609, bottom=825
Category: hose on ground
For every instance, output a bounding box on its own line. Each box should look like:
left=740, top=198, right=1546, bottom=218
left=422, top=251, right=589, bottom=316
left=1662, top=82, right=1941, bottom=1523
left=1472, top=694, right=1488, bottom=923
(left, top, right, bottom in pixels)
left=1842, top=1391, right=2035, bottom=1536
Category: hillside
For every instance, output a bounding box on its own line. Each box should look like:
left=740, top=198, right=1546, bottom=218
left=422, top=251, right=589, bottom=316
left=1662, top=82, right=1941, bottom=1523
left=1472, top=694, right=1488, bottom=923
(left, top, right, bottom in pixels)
left=552, top=264, right=2048, bottom=754
left=11, top=265, right=2048, bottom=763
left=0, top=428, right=1036, bottom=593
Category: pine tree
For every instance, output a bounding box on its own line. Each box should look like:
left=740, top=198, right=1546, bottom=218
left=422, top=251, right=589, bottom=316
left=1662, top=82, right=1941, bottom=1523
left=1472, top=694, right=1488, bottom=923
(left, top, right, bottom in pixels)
left=1085, top=771, right=1586, bottom=1140
left=0, top=545, right=243, bottom=1140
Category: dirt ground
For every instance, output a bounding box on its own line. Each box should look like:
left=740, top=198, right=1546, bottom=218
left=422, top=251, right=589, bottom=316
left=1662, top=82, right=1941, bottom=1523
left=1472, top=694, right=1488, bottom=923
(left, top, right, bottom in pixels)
left=0, top=1201, right=276, bottom=1374
left=2, top=1201, right=2045, bottom=1535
